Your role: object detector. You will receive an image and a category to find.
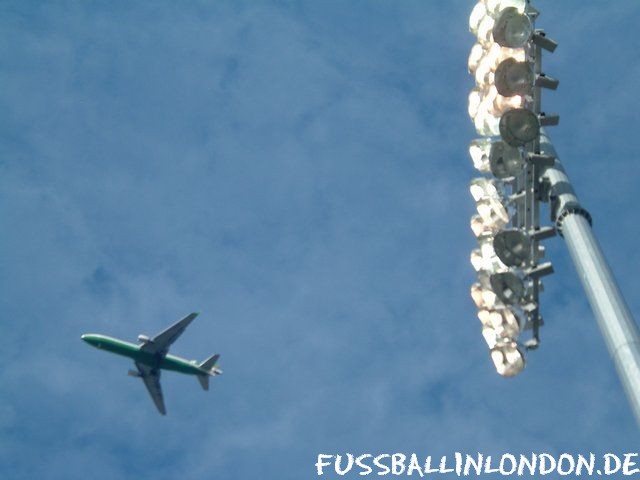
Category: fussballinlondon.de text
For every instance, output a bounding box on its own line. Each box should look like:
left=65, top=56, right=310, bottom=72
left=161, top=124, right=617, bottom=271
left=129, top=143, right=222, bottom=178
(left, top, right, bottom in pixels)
left=316, top=453, right=640, bottom=477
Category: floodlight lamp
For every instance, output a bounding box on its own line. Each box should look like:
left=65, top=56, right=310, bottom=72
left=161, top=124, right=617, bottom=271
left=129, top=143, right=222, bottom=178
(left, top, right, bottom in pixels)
left=488, top=141, right=523, bottom=178
left=483, top=0, right=500, bottom=13
left=496, top=306, right=523, bottom=338
left=471, top=282, right=498, bottom=309
left=470, top=213, right=503, bottom=237
left=470, top=178, right=510, bottom=227
left=470, top=249, right=484, bottom=272
left=471, top=282, right=483, bottom=307
left=468, top=43, right=485, bottom=74
left=470, top=244, right=505, bottom=273
left=477, top=197, right=510, bottom=227
left=492, top=7, right=533, bottom=48
left=469, top=177, right=501, bottom=202
left=478, top=307, right=522, bottom=339
left=482, top=326, right=498, bottom=349
left=490, top=342, right=525, bottom=377
left=499, top=46, right=526, bottom=64
left=474, top=55, right=495, bottom=88
left=485, top=0, right=527, bottom=15
left=476, top=15, right=496, bottom=46
left=490, top=270, right=526, bottom=305
left=474, top=85, right=525, bottom=120
left=470, top=214, right=486, bottom=237
left=499, top=108, right=539, bottom=146
left=473, top=103, right=501, bottom=136
left=469, top=2, right=488, bottom=36
left=480, top=237, right=502, bottom=266
left=479, top=321, right=512, bottom=350
left=482, top=43, right=527, bottom=74
left=479, top=235, right=497, bottom=254
left=470, top=139, right=523, bottom=179
left=492, top=88, right=525, bottom=115
left=493, top=229, right=531, bottom=267
left=469, top=237, right=507, bottom=273
left=495, top=58, right=534, bottom=97
left=468, top=89, right=483, bottom=119
left=469, top=138, right=492, bottom=172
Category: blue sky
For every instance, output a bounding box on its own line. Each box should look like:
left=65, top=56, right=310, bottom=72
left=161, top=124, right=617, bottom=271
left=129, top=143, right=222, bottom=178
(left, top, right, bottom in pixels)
left=2, top=1, right=640, bottom=479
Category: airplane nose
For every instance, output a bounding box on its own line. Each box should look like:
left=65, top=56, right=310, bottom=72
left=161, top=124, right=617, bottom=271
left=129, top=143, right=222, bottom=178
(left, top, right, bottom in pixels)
left=81, top=334, right=88, bottom=342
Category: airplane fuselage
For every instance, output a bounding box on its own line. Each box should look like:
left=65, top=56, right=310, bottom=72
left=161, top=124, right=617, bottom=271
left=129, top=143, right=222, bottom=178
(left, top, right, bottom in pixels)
left=81, top=334, right=203, bottom=375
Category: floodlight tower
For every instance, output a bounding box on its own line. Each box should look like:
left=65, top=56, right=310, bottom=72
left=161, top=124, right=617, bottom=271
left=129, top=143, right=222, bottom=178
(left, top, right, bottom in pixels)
left=466, top=0, right=640, bottom=424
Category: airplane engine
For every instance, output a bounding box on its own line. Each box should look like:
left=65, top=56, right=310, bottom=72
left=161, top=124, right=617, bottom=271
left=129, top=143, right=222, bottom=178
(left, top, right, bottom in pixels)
left=138, top=334, right=150, bottom=343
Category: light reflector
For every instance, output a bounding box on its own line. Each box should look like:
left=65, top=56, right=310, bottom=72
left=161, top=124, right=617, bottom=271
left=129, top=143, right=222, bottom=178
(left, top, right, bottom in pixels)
left=470, top=213, right=503, bottom=237
left=468, top=43, right=485, bottom=74
left=469, top=2, right=488, bottom=36
left=493, top=229, right=531, bottom=267
left=468, top=89, right=483, bottom=119
left=490, top=341, right=525, bottom=377
left=489, top=141, right=523, bottom=178
left=499, top=108, right=540, bottom=146
left=471, top=282, right=498, bottom=309
left=494, top=58, right=534, bottom=97
left=478, top=306, right=523, bottom=345
left=485, top=0, right=527, bottom=15
left=490, top=270, right=526, bottom=305
left=474, top=104, right=501, bottom=136
left=469, top=177, right=501, bottom=201
left=476, top=15, right=496, bottom=46
left=492, top=7, right=533, bottom=48
left=469, top=138, right=492, bottom=172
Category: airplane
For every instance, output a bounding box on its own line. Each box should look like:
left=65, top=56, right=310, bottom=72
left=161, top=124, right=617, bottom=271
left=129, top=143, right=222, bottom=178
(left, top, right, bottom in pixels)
left=81, top=312, right=222, bottom=415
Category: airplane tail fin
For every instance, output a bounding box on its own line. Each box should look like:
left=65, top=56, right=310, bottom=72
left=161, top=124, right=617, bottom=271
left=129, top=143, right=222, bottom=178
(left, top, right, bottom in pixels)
left=199, top=354, right=221, bottom=374
left=197, top=354, right=221, bottom=391
left=197, top=374, right=209, bottom=391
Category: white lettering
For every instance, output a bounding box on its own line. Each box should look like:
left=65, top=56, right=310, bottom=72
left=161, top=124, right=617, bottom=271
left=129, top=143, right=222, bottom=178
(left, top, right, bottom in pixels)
left=623, top=453, right=640, bottom=475
left=374, top=454, right=390, bottom=476
left=557, top=453, right=575, bottom=475
left=423, top=456, right=439, bottom=474
left=576, top=454, right=594, bottom=476
left=407, top=454, right=424, bottom=477
left=484, top=455, right=499, bottom=474
left=316, top=454, right=333, bottom=475
left=539, top=453, right=556, bottom=475
left=356, top=454, right=373, bottom=476
left=463, top=454, right=483, bottom=476
left=499, top=454, right=517, bottom=475
left=604, top=454, right=621, bottom=475
left=392, top=454, right=407, bottom=475
left=439, top=456, right=454, bottom=474
left=335, top=454, right=354, bottom=476
left=517, top=454, right=537, bottom=475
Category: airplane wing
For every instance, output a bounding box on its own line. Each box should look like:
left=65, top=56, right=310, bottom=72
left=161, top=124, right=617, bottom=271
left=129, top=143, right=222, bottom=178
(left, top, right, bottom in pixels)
left=141, top=312, right=198, bottom=355
left=135, top=362, right=166, bottom=415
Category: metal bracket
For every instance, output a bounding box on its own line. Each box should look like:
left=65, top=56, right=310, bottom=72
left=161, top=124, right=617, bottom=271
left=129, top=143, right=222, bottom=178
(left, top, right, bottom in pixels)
left=528, top=153, right=555, bottom=168
left=533, top=30, right=558, bottom=52
left=539, top=113, right=560, bottom=126
left=530, top=225, right=556, bottom=241
left=526, top=261, right=554, bottom=279
left=535, top=73, right=559, bottom=90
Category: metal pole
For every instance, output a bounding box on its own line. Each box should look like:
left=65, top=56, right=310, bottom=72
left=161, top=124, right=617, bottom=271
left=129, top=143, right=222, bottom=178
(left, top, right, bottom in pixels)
left=540, top=129, right=640, bottom=425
